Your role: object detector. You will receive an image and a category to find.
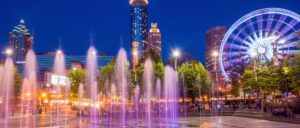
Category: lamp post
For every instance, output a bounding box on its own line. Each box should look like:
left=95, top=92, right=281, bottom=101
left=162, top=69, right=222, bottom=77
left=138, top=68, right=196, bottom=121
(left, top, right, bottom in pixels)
left=172, top=49, right=181, bottom=70
left=212, top=50, right=219, bottom=109
left=132, top=41, right=139, bottom=84
left=172, top=48, right=184, bottom=112
left=250, top=52, right=258, bottom=98
left=133, top=51, right=138, bottom=82
left=5, top=48, right=13, bottom=57
left=250, top=52, right=264, bottom=112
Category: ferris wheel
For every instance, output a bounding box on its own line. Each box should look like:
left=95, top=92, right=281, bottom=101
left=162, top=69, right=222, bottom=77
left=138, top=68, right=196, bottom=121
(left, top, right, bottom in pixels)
left=219, top=8, right=300, bottom=81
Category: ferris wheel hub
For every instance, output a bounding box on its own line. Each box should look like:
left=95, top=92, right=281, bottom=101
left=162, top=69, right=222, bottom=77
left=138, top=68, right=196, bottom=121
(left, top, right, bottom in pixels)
left=258, top=47, right=266, bottom=54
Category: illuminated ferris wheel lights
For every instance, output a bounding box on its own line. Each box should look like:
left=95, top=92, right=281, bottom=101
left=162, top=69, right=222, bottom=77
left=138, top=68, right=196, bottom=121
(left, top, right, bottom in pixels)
left=219, top=8, right=300, bottom=81
left=250, top=52, right=258, bottom=58
left=269, top=35, right=279, bottom=40
left=278, top=39, right=286, bottom=44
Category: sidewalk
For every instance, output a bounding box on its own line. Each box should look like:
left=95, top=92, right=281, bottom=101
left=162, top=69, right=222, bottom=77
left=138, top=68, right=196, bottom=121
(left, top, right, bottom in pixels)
left=232, top=110, right=300, bottom=124
left=1, top=108, right=73, bottom=120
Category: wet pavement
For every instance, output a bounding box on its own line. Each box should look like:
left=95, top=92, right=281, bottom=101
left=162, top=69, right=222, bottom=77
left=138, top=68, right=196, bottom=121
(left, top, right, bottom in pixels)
left=1, top=114, right=300, bottom=128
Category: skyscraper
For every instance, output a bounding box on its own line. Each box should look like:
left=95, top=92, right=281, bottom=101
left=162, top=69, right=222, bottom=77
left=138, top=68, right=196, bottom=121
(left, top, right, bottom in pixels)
left=205, top=26, right=227, bottom=73
left=146, top=22, right=162, bottom=57
left=130, top=0, right=148, bottom=59
left=9, top=19, right=33, bottom=64
left=206, top=26, right=227, bottom=91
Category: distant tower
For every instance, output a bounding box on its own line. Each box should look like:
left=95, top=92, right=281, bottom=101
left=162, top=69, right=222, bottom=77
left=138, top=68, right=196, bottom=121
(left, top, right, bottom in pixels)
left=130, top=0, right=148, bottom=60
left=146, top=22, right=162, bottom=57
left=9, top=19, right=33, bottom=64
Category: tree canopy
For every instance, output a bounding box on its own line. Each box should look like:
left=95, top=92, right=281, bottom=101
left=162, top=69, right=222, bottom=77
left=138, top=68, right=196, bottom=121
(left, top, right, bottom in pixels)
left=178, top=61, right=209, bottom=102
left=68, top=68, right=85, bottom=99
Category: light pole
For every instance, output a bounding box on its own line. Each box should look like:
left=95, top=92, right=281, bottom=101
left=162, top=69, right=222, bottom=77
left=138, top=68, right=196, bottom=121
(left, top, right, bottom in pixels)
left=172, top=48, right=184, bottom=111
left=133, top=51, right=138, bottom=82
left=250, top=52, right=264, bottom=112
left=132, top=41, right=139, bottom=84
left=5, top=48, right=13, bottom=57
left=172, top=48, right=181, bottom=70
left=278, top=39, right=286, bottom=60
left=212, top=50, right=219, bottom=109
left=250, top=52, right=258, bottom=98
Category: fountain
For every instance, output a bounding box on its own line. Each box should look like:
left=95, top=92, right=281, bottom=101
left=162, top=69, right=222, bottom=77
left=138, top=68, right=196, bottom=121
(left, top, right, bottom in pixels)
left=19, top=50, right=38, bottom=127
left=1, top=57, right=14, bottom=128
left=53, top=49, right=67, bottom=126
left=86, top=46, right=98, bottom=126
left=78, top=83, right=84, bottom=121
left=134, top=84, right=140, bottom=125
left=115, top=48, right=128, bottom=125
left=155, top=78, right=161, bottom=124
left=0, top=65, right=4, bottom=123
left=2, top=48, right=184, bottom=127
left=164, top=66, right=179, bottom=125
left=143, top=58, right=153, bottom=127
left=110, top=82, right=116, bottom=126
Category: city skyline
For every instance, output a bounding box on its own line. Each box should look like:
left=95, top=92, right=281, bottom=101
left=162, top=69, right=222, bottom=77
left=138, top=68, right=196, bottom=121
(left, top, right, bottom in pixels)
left=0, top=0, right=300, bottom=63
left=0, top=1, right=300, bottom=127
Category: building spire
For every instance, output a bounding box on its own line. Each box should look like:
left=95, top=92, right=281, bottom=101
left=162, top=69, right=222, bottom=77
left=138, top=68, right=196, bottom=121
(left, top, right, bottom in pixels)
left=130, top=0, right=148, bottom=5
left=20, top=19, right=25, bottom=24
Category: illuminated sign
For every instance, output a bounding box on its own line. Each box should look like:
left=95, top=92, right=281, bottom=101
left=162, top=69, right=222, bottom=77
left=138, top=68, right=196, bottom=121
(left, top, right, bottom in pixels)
left=51, top=75, right=69, bottom=86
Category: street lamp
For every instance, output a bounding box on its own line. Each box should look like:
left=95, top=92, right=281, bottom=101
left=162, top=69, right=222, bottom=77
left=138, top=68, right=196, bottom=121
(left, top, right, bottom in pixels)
left=73, top=67, right=77, bottom=71
left=278, top=39, right=287, bottom=61
left=250, top=52, right=259, bottom=96
left=172, top=48, right=184, bottom=112
left=172, top=48, right=181, bottom=70
left=250, top=51, right=264, bottom=111
left=5, top=48, right=13, bottom=56
left=211, top=50, right=219, bottom=109
left=132, top=51, right=138, bottom=82
left=212, top=51, right=218, bottom=58
left=133, top=51, right=138, bottom=56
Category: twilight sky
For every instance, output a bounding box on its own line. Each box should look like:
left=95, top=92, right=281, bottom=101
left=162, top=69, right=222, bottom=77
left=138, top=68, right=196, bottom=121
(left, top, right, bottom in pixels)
left=0, top=0, right=300, bottom=63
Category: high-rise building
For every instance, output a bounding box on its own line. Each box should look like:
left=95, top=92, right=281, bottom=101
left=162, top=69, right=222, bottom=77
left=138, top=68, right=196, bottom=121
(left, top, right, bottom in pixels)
left=205, top=26, right=227, bottom=73
left=9, top=19, right=33, bottom=64
left=206, top=26, right=227, bottom=91
left=130, top=0, right=148, bottom=59
left=146, top=23, right=162, bottom=57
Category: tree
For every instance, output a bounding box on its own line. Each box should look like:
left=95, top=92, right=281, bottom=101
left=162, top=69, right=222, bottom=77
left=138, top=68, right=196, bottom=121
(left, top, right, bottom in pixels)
left=289, top=53, right=300, bottom=95
left=14, top=67, right=22, bottom=97
left=99, top=59, right=115, bottom=96
left=135, top=60, right=164, bottom=93
left=135, top=49, right=164, bottom=93
left=230, top=72, right=242, bottom=96
left=154, top=61, right=164, bottom=81
left=241, top=64, right=283, bottom=98
left=178, top=61, right=208, bottom=103
left=229, top=63, right=246, bottom=96
left=68, top=68, right=85, bottom=99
